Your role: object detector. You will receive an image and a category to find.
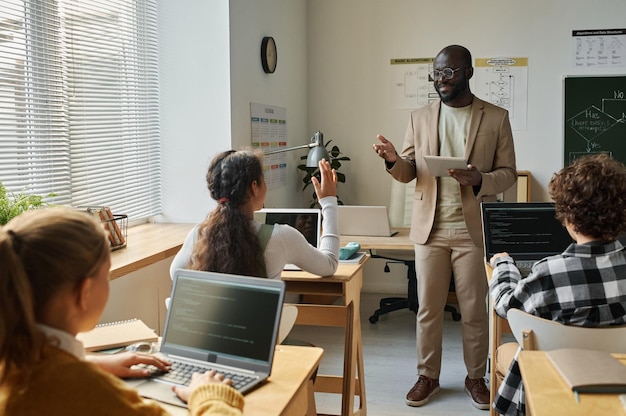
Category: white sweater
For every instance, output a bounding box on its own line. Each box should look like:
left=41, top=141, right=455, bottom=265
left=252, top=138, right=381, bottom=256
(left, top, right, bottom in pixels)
left=169, top=196, right=340, bottom=280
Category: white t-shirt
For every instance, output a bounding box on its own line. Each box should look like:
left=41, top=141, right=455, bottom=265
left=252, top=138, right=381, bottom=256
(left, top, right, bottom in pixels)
left=435, top=103, right=471, bottom=228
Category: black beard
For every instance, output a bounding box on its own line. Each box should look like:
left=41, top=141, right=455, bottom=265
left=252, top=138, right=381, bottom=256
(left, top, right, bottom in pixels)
left=436, top=81, right=465, bottom=104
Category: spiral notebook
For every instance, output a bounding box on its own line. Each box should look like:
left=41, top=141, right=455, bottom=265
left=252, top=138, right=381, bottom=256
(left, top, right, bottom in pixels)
left=76, top=318, right=158, bottom=352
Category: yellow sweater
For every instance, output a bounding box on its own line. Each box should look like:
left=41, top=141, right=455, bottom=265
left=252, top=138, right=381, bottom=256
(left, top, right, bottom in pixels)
left=1, top=346, right=244, bottom=416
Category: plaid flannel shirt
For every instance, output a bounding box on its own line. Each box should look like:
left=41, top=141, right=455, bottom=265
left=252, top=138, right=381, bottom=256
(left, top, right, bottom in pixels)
left=489, top=240, right=626, bottom=416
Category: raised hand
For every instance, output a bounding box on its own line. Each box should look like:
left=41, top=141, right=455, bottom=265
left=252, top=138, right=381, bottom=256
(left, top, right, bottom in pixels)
left=311, top=158, right=337, bottom=200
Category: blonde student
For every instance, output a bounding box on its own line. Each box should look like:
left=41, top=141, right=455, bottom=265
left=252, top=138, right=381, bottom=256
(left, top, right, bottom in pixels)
left=0, top=207, right=243, bottom=416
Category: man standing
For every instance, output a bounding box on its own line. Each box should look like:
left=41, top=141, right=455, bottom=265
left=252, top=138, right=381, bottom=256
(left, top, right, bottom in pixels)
left=373, top=44, right=516, bottom=410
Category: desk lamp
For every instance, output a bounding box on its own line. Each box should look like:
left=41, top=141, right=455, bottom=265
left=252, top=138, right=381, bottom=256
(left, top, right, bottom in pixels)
left=265, top=131, right=330, bottom=167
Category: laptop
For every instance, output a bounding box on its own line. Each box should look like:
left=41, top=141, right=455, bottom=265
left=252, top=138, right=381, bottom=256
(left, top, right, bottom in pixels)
left=254, top=208, right=322, bottom=270
left=129, top=269, right=285, bottom=407
left=337, top=205, right=398, bottom=237
left=481, top=202, right=574, bottom=276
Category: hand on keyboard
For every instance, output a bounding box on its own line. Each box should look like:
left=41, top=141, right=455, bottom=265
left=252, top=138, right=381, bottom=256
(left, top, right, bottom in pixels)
left=88, top=351, right=171, bottom=379
left=160, top=362, right=253, bottom=389
left=172, top=370, right=234, bottom=404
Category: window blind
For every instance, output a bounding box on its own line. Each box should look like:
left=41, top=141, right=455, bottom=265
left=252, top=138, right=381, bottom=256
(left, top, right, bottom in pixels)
left=0, top=0, right=161, bottom=221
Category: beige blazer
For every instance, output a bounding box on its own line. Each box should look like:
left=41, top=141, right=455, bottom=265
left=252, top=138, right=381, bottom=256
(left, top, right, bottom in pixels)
left=388, top=97, right=517, bottom=247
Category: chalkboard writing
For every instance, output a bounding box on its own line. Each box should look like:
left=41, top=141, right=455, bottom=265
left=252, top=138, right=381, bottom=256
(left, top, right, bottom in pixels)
left=564, top=76, right=626, bottom=165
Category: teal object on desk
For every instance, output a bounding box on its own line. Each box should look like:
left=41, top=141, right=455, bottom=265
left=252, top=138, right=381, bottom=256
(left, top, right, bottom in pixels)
left=340, top=242, right=361, bottom=260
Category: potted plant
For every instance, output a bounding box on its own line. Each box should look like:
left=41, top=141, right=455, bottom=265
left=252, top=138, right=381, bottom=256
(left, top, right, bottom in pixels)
left=0, top=181, right=54, bottom=225
left=297, top=141, right=350, bottom=208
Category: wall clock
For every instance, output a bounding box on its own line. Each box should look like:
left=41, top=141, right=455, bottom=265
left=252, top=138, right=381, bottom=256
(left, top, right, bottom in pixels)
left=261, top=36, right=277, bottom=74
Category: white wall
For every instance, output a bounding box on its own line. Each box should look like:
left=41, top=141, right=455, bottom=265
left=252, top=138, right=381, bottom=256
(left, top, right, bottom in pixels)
left=158, top=0, right=231, bottom=223
left=158, top=0, right=309, bottom=224
left=307, top=0, right=626, bottom=205
left=229, top=0, right=309, bottom=209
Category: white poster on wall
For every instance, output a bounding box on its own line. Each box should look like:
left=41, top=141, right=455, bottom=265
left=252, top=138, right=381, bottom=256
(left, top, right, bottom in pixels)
left=473, top=57, right=529, bottom=131
left=250, top=102, right=287, bottom=190
left=389, top=58, right=437, bottom=109
left=572, top=28, right=626, bottom=68
left=390, top=56, right=528, bottom=132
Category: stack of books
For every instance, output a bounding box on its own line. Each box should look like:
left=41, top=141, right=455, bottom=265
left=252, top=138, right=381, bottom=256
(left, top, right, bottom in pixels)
left=85, top=206, right=126, bottom=249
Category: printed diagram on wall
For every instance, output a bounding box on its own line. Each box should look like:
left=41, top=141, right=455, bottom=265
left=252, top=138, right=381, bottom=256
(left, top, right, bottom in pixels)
left=571, top=28, right=625, bottom=68
left=389, top=58, right=437, bottom=109
left=250, top=102, right=287, bottom=190
left=473, top=57, right=528, bottom=131
left=564, top=76, right=626, bottom=166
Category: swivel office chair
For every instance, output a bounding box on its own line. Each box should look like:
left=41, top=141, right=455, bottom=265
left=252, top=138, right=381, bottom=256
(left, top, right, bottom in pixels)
left=368, top=179, right=461, bottom=323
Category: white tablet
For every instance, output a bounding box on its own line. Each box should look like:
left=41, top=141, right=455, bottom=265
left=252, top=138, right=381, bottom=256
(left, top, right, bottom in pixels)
left=423, top=155, right=468, bottom=177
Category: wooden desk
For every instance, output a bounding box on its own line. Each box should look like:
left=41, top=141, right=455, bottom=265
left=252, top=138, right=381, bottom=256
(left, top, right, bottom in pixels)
left=340, top=229, right=459, bottom=322
left=104, top=223, right=193, bottom=332
left=282, top=261, right=368, bottom=416
left=339, top=227, right=412, bottom=250
left=111, top=224, right=365, bottom=414
left=340, top=228, right=418, bottom=320
left=160, top=345, right=323, bottom=416
left=109, top=223, right=193, bottom=280
left=518, top=351, right=626, bottom=416
left=485, top=264, right=512, bottom=416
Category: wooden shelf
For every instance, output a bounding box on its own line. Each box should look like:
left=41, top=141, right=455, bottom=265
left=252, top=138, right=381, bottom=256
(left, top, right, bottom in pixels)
left=109, top=223, right=193, bottom=280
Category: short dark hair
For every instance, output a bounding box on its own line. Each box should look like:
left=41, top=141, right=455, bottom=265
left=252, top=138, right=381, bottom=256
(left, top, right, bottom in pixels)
left=549, top=153, right=626, bottom=241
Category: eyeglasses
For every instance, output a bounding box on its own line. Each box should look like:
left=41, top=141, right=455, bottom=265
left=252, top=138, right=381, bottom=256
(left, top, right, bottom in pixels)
left=431, top=67, right=467, bottom=81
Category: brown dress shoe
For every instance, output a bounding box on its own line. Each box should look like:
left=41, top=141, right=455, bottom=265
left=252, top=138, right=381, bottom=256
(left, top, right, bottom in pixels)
left=465, top=376, right=490, bottom=410
left=405, top=375, right=441, bottom=407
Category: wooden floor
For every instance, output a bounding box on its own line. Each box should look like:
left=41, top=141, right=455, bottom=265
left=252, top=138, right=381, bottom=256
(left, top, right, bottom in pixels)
left=288, top=292, right=492, bottom=416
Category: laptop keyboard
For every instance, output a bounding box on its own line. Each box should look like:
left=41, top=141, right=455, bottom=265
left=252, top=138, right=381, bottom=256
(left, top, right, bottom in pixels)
left=515, top=260, right=535, bottom=277
left=143, top=361, right=257, bottom=390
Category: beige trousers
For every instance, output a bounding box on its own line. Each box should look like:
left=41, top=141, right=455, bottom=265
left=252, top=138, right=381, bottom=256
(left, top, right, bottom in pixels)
left=413, top=228, right=489, bottom=380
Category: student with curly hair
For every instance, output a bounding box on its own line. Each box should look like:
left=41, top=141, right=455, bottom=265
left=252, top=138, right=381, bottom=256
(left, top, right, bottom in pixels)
left=489, top=153, right=626, bottom=415
left=170, top=150, right=339, bottom=279
left=0, top=207, right=244, bottom=416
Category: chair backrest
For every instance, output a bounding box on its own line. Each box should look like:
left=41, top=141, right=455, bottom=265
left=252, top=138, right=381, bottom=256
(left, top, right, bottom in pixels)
left=506, top=308, right=626, bottom=353
left=277, top=304, right=298, bottom=344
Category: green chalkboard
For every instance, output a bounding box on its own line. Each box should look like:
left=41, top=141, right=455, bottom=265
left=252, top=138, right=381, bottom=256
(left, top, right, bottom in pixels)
left=564, top=75, right=626, bottom=166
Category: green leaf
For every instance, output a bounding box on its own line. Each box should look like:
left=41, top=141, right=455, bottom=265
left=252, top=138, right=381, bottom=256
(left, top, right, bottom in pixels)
left=296, top=140, right=350, bottom=204
left=0, top=181, right=54, bottom=225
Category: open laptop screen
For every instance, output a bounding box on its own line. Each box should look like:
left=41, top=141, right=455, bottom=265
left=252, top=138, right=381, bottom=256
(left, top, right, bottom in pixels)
left=481, top=202, right=574, bottom=263
left=254, top=208, right=321, bottom=247
left=337, top=205, right=397, bottom=236
left=162, top=270, right=284, bottom=365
